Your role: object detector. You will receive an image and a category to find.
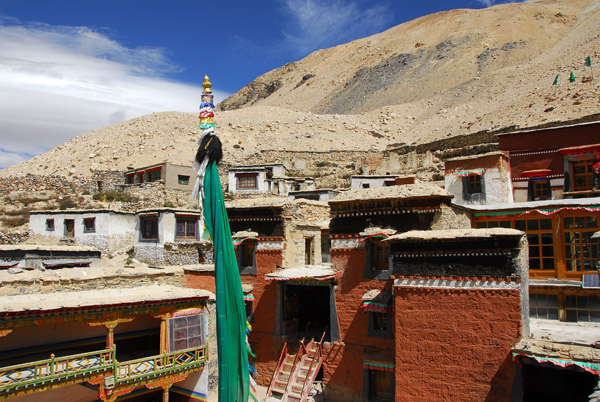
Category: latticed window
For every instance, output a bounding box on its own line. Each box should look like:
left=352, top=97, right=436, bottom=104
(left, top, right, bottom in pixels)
left=168, top=313, right=205, bottom=352
left=571, top=160, right=594, bottom=191
left=565, top=295, right=600, bottom=323
left=176, top=217, right=197, bottom=239
left=141, top=216, right=158, bottom=239
left=515, top=218, right=555, bottom=271
left=371, top=241, right=389, bottom=271
left=467, top=174, right=482, bottom=194
left=237, top=173, right=258, bottom=189
left=529, top=293, right=559, bottom=320
left=533, top=180, right=550, bottom=200
left=564, top=216, right=598, bottom=271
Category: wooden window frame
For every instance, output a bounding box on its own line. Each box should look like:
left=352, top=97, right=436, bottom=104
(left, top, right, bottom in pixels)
left=563, top=215, right=598, bottom=274
left=467, top=174, right=482, bottom=194
left=141, top=216, right=159, bottom=240
left=46, top=218, right=55, bottom=231
left=176, top=217, right=197, bottom=240
left=237, top=173, right=258, bottom=189
left=570, top=159, right=594, bottom=191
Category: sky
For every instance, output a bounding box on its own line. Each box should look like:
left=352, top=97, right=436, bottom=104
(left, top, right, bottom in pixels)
left=0, top=0, right=527, bottom=169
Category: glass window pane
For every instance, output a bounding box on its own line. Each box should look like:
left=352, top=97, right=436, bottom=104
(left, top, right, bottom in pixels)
left=589, top=296, right=600, bottom=308
left=538, top=308, right=547, bottom=317
left=590, top=310, right=600, bottom=323
left=586, top=216, right=597, bottom=228
left=577, top=296, right=589, bottom=308
left=529, top=307, right=537, bottom=317
left=530, top=259, right=540, bottom=269
left=566, top=296, right=576, bottom=307
left=499, top=221, right=511, bottom=228
left=542, top=258, right=555, bottom=269
left=564, top=217, right=574, bottom=228
left=528, top=234, right=540, bottom=245
left=548, top=309, right=558, bottom=320
left=541, top=233, right=554, bottom=245
left=578, top=310, right=589, bottom=322
left=566, top=310, right=577, bottom=322
left=529, top=247, right=540, bottom=258
left=542, top=246, right=554, bottom=256
left=540, top=219, right=552, bottom=230
left=476, top=222, right=486, bottom=229
left=515, top=220, right=526, bottom=231
left=547, top=295, right=558, bottom=307
left=527, top=220, right=539, bottom=231
left=575, top=217, right=585, bottom=228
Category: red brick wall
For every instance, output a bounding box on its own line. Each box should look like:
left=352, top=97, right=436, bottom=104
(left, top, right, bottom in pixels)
left=394, top=286, right=522, bottom=402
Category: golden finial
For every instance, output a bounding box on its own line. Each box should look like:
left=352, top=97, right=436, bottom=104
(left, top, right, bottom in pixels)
left=202, top=75, right=212, bottom=94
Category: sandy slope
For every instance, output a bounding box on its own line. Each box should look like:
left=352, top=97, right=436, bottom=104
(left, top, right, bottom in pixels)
left=1, top=0, right=600, bottom=178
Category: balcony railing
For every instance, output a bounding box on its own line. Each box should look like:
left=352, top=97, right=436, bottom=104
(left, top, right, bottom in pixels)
left=113, top=347, right=207, bottom=385
left=0, top=345, right=207, bottom=399
left=0, top=348, right=115, bottom=395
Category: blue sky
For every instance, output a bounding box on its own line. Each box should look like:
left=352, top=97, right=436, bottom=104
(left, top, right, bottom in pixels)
left=0, top=0, right=524, bottom=169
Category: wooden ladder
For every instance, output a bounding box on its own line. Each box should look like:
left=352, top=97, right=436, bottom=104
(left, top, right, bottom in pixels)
left=267, top=333, right=326, bottom=402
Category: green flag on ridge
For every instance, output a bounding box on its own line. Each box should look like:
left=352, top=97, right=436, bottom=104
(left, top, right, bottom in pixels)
left=570, top=71, right=576, bottom=82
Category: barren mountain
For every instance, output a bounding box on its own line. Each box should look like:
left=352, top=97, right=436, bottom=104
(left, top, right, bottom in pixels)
left=2, top=0, right=600, bottom=178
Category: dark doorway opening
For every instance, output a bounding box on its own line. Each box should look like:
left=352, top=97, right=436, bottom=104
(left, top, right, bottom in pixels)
left=64, top=219, right=74, bottom=238
left=522, top=362, right=597, bottom=402
left=282, top=284, right=330, bottom=342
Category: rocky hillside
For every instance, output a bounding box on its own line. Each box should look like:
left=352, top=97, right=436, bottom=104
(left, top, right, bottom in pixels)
left=1, top=0, right=600, bottom=180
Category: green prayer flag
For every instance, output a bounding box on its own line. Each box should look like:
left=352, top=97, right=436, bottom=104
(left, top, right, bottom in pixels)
left=203, top=162, right=250, bottom=402
left=570, top=71, right=576, bottom=82
left=585, top=56, right=592, bottom=67
left=552, top=74, right=559, bottom=85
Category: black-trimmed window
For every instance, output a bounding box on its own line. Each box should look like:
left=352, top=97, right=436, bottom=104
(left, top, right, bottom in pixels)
left=83, top=217, right=96, bottom=233
left=46, top=218, right=55, bottom=231
left=125, top=174, right=134, bottom=184
left=176, top=217, right=197, bottom=240
left=236, top=240, right=257, bottom=275
left=168, top=313, right=205, bottom=352
left=147, top=168, right=162, bottom=182
left=467, top=174, right=482, bottom=194
left=364, top=369, right=394, bottom=401
left=237, top=173, right=258, bottom=189
left=368, top=312, right=393, bottom=339
left=141, top=216, right=158, bottom=240
left=365, top=240, right=391, bottom=280
left=178, top=175, right=190, bottom=185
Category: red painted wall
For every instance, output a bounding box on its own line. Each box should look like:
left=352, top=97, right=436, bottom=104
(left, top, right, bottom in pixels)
left=321, top=246, right=394, bottom=401
left=185, top=271, right=216, bottom=294
left=246, top=246, right=283, bottom=385
left=394, top=286, right=522, bottom=402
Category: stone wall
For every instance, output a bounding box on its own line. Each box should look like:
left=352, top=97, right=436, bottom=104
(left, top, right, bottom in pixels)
left=0, top=230, right=30, bottom=245
left=0, top=269, right=185, bottom=296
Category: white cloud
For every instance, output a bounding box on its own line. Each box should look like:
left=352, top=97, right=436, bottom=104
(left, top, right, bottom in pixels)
left=0, top=19, right=228, bottom=169
left=475, top=0, right=528, bottom=8
left=280, top=0, right=392, bottom=55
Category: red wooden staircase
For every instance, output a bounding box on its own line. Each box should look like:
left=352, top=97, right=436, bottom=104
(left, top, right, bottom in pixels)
left=266, top=333, right=325, bottom=402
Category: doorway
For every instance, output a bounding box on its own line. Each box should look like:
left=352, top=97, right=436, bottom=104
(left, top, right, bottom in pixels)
left=281, top=283, right=332, bottom=342
left=64, top=219, right=74, bottom=238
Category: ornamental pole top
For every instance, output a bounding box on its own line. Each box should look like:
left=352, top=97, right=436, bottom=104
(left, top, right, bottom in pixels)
left=202, top=75, right=212, bottom=94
